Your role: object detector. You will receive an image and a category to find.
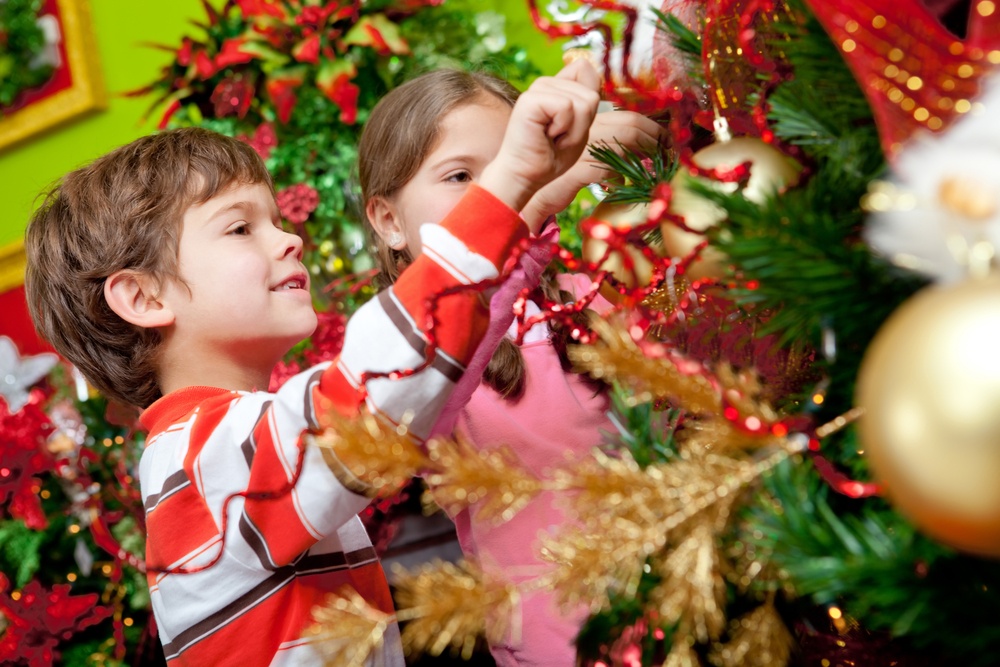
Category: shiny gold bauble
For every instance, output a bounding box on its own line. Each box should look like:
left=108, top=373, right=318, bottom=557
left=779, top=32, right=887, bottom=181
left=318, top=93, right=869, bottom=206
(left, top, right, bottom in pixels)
left=581, top=200, right=656, bottom=288
left=666, top=137, right=801, bottom=280
left=857, top=274, right=1000, bottom=557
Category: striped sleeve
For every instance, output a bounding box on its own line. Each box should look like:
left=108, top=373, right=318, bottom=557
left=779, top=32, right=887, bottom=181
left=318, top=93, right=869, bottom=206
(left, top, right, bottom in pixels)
left=238, top=185, right=526, bottom=557
left=320, top=184, right=528, bottom=440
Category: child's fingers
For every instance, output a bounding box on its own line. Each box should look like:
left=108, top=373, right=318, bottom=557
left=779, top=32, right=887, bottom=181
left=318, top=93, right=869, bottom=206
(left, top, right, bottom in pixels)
left=554, top=57, right=601, bottom=92
left=590, top=111, right=665, bottom=151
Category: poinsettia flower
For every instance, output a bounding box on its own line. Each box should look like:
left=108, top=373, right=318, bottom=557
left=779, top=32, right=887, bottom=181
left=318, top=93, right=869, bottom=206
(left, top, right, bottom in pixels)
left=292, top=33, right=320, bottom=64
left=341, top=14, right=410, bottom=55
left=236, top=0, right=286, bottom=20
left=266, top=69, right=305, bottom=123
left=214, top=36, right=257, bottom=68
left=316, top=60, right=359, bottom=124
left=194, top=50, right=217, bottom=79
left=276, top=183, right=320, bottom=224
left=0, top=399, right=55, bottom=530
left=0, top=575, right=112, bottom=667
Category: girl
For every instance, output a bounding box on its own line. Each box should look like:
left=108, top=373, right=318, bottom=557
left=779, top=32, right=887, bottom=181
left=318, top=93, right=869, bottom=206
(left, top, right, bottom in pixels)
left=359, top=67, right=662, bottom=667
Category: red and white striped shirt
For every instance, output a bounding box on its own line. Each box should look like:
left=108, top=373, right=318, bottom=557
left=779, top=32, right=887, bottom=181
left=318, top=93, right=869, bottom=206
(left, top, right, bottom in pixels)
left=139, top=185, right=528, bottom=667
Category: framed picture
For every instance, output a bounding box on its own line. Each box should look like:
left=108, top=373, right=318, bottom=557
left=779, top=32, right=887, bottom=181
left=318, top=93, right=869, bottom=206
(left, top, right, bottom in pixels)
left=0, top=0, right=105, bottom=152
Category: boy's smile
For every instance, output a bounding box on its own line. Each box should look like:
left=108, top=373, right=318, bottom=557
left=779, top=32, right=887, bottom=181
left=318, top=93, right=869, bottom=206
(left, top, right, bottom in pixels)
left=157, top=181, right=317, bottom=391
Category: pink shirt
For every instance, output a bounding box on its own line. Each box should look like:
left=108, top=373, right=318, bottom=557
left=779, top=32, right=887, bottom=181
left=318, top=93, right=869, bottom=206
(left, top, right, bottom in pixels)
left=454, top=274, right=615, bottom=667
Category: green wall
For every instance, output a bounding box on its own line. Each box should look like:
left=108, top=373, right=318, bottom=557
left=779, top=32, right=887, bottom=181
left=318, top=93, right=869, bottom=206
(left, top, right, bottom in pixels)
left=0, top=0, right=564, bottom=249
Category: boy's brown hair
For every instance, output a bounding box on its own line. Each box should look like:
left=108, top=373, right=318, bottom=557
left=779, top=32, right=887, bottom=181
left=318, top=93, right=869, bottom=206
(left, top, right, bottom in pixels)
left=24, top=127, right=272, bottom=408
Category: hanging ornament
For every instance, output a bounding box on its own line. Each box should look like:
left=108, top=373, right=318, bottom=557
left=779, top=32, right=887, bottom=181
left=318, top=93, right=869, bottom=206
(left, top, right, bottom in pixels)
left=856, top=273, right=1000, bottom=557
left=581, top=200, right=658, bottom=288
left=864, top=73, right=1000, bottom=284
left=665, top=135, right=802, bottom=279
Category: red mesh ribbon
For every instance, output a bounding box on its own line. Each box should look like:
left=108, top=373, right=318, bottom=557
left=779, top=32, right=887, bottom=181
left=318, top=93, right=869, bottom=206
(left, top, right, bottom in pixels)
left=803, top=0, right=1000, bottom=157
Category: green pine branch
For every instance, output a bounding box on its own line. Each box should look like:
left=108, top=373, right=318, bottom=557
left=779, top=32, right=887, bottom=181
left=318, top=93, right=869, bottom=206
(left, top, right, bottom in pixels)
left=746, top=460, right=1000, bottom=664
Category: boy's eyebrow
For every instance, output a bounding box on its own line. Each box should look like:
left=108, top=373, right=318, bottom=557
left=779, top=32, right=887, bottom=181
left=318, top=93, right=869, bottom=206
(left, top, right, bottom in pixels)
left=205, top=199, right=278, bottom=224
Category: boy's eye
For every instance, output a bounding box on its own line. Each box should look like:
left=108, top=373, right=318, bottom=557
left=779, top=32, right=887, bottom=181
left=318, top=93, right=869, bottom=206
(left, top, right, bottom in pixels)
left=229, top=222, right=251, bottom=235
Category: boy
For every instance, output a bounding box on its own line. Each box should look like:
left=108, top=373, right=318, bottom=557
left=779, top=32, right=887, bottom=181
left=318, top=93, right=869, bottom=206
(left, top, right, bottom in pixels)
left=23, top=60, right=599, bottom=666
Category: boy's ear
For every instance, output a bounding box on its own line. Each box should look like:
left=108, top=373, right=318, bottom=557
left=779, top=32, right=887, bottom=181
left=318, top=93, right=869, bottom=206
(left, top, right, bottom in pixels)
left=104, top=271, right=174, bottom=329
left=366, top=197, right=406, bottom=250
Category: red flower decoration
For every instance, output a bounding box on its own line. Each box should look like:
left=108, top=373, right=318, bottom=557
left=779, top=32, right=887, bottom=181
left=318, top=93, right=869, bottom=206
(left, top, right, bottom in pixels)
left=0, top=574, right=112, bottom=667
left=0, top=399, right=55, bottom=530
left=277, top=183, right=320, bottom=224
left=210, top=76, right=255, bottom=118
left=237, top=121, right=278, bottom=161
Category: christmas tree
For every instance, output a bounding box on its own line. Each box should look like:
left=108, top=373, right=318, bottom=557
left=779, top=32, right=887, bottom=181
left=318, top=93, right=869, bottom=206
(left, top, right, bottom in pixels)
left=306, top=0, right=1000, bottom=665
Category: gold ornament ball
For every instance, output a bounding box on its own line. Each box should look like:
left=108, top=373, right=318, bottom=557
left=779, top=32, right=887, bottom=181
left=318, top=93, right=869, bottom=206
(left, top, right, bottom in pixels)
left=581, top=200, right=656, bottom=288
left=857, top=274, right=1000, bottom=557
left=666, top=137, right=801, bottom=280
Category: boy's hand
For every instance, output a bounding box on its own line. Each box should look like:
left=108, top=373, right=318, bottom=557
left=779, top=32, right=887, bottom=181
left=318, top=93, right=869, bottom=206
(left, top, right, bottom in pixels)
left=521, top=109, right=665, bottom=230
left=479, top=59, right=601, bottom=228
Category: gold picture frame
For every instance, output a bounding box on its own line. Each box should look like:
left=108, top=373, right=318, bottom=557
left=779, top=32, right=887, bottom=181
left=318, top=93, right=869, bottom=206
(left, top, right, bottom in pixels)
left=0, top=0, right=106, bottom=153
left=0, top=240, right=27, bottom=294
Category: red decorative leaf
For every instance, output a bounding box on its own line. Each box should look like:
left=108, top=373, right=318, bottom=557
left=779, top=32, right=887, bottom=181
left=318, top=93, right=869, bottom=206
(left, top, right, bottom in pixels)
left=266, top=70, right=305, bottom=123
left=214, top=36, right=257, bottom=68
left=292, top=33, right=321, bottom=64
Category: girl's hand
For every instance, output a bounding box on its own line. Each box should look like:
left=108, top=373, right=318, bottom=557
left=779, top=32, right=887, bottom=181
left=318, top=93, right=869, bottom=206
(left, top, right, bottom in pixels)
left=521, top=110, right=665, bottom=230
left=479, top=59, right=601, bottom=228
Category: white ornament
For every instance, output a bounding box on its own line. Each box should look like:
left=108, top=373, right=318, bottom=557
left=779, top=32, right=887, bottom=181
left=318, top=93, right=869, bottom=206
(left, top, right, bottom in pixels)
left=0, top=336, right=59, bottom=412
left=864, top=75, right=1000, bottom=283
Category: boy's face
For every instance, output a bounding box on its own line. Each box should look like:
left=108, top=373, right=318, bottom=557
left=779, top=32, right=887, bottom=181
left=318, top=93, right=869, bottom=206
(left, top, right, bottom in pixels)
left=388, top=97, right=512, bottom=257
left=160, top=181, right=316, bottom=371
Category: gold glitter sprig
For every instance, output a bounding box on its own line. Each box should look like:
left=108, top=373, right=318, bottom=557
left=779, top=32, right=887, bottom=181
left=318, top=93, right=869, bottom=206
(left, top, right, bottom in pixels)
left=311, top=410, right=427, bottom=498
left=308, top=587, right=394, bottom=667
left=392, top=559, right=519, bottom=660
left=423, top=433, right=544, bottom=524
left=569, top=316, right=721, bottom=414
left=708, top=600, right=793, bottom=667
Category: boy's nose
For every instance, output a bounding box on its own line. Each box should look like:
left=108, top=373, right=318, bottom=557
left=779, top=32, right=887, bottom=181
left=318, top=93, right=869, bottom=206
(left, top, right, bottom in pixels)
left=279, top=228, right=304, bottom=260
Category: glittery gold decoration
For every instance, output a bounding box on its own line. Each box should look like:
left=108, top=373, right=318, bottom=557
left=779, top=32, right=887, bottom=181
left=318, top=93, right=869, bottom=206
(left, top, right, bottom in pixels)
left=311, top=410, right=427, bottom=499
left=708, top=601, right=793, bottom=667
left=651, top=522, right=728, bottom=643
left=664, top=639, right=703, bottom=667
left=423, top=433, right=545, bottom=524
left=569, top=316, right=722, bottom=414
left=308, top=587, right=394, bottom=667
left=392, top=559, right=518, bottom=660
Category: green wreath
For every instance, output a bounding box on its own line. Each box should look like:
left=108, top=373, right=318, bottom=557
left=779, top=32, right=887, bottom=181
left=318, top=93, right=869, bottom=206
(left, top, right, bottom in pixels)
left=0, top=0, right=56, bottom=112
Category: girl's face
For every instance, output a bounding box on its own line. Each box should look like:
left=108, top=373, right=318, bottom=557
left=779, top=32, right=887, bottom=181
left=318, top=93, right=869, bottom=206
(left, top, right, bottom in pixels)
left=373, top=96, right=512, bottom=259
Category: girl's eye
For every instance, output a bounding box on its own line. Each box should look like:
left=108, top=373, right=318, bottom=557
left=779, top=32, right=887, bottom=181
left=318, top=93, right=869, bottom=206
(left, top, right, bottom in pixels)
left=229, top=222, right=251, bottom=236
left=446, top=171, right=472, bottom=183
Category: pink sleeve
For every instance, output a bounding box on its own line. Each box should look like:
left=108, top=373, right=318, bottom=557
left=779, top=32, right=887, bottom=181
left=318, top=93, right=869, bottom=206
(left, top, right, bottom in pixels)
left=429, top=223, right=559, bottom=437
